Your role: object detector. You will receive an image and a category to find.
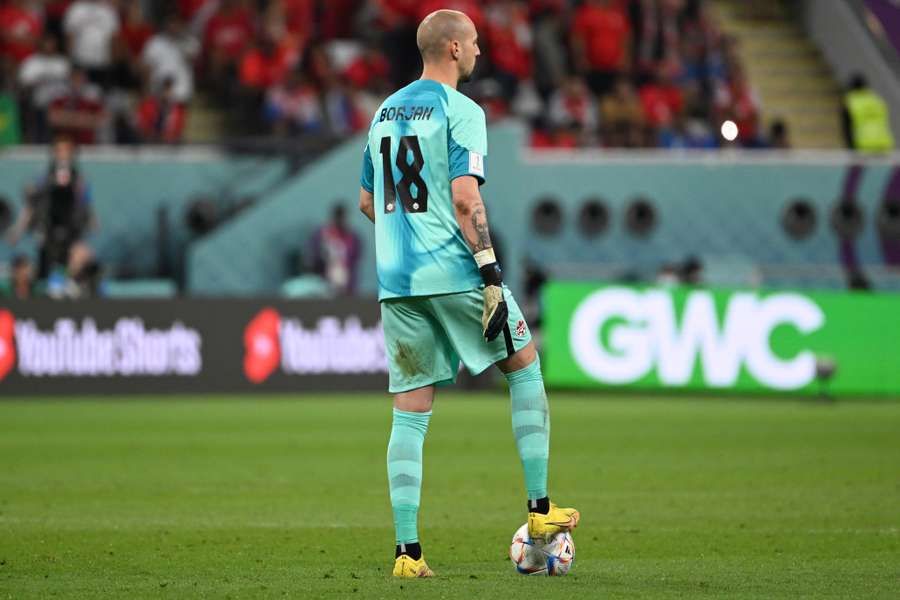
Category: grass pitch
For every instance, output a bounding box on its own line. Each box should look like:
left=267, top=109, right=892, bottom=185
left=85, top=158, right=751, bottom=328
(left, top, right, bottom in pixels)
left=0, top=393, right=898, bottom=599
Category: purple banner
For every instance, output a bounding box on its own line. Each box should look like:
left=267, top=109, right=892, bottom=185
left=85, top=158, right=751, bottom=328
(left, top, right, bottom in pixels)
left=865, top=0, right=900, bottom=56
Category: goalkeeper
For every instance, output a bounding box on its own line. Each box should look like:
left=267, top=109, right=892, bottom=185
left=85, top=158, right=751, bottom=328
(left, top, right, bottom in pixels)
left=358, top=9, right=580, bottom=578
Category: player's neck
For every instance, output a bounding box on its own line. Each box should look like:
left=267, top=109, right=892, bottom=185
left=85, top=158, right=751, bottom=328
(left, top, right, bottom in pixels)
left=419, top=65, right=459, bottom=90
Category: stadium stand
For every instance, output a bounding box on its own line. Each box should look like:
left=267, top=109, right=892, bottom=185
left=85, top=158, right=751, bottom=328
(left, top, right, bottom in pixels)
left=0, top=0, right=848, bottom=149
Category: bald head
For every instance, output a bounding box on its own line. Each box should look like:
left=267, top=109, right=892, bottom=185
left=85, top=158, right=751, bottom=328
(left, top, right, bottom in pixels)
left=416, top=10, right=475, bottom=63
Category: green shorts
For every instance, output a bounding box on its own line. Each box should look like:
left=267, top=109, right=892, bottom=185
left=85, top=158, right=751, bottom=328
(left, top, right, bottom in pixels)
left=380, top=285, right=532, bottom=393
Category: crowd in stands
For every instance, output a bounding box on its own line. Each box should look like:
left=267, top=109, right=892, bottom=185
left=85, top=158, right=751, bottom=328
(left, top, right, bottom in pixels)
left=0, top=0, right=774, bottom=148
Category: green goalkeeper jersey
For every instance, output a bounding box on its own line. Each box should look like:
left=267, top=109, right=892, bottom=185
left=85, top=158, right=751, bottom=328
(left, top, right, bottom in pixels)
left=360, top=79, right=488, bottom=301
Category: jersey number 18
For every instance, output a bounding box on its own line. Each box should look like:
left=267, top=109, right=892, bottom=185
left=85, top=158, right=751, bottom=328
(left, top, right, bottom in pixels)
left=379, top=136, right=429, bottom=214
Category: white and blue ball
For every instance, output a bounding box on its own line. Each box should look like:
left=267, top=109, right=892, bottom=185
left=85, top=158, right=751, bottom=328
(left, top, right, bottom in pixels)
left=509, top=523, right=575, bottom=576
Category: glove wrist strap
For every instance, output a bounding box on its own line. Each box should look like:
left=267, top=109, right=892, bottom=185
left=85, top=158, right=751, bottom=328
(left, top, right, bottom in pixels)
left=475, top=249, right=503, bottom=287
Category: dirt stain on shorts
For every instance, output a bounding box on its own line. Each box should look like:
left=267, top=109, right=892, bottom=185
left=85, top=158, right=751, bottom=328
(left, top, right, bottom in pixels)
left=394, top=341, right=422, bottom=378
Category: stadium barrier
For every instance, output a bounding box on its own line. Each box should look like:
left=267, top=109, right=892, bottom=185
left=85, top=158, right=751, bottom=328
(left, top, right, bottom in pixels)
left=543, top=282, right=900, bottom=397
left=0, top=298, right=387, bottom=395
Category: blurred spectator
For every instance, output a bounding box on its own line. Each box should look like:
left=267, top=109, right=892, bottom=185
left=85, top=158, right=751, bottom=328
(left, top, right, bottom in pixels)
left=236, top=32, right=296, bottom=130
left=658, top=114, right=716, bottom=148
left=120, top=1, right=155, bottom=59
left=142, top=15, right=198, bottom=104
left=485, top=0, right=532, bottom=100
left=634, top=0, right=683, bottom=80
left=19, top=35, right=71, bottom=143
left=548, top=76, right=597, bottom=143
left=530, top=118, right=580, bottom=149
left=0, top=0, right=43, bottom=68
left=239, top=34, right=295, bottom=91
left=0, top=255, right=36, bottom=299
left=572, top=0, right=631, bottom=96
left=265, top=70, right=323, bottom=135
left=842, top=74, right=895, bottom=153
left=203, top=0, right=254, bottom=84
left=308, top=204, right=360, bottom=295
left=530, top=0, right=567, bottom=100
left=321, top=74, right=367, bottom=136
left=714, top=65, right=760, bottom=146
left=599, top=76, right=645, bottom=147
left=178, top=0, right=213, bottom=22
left=767, top=119, right=790, bottom=149
left=373, top=0, right=419, bottom=87
left=319, top=0, right=360, bottom=40
left=656, top=263, right=679, bottom=287
left=61, top=238, right=101, bottom=298
left=47, top=67, right=104, bottom=144
left=640, top=61, right=683, bottom=130
left=135, top=77, right=186, bottom=143
left=7, top=136, right=96, bottom=279
left=343, top=42, right=390, bottom=94
left=64, top=0, right=119, bottom=87
left=680, top=255, right=703, bottom=285
left=116, top=0, right=155, bottom=84
left=277, top=0, right=315, bottom=41
left=44, top=1, right=73, bottom=48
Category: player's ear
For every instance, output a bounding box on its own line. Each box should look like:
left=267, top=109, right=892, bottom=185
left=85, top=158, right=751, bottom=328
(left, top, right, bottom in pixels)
left=450, top=40, right=460, bottom=61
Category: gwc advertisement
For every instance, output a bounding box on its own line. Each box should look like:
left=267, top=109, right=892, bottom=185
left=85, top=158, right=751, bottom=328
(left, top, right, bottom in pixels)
left=543, top=283, right=900, bottom=396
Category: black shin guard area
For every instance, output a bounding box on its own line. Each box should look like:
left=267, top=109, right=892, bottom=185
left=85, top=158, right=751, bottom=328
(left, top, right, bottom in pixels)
left=395, top=542, right=422, bottom=560
left=528, top=496, right=550, bottom=514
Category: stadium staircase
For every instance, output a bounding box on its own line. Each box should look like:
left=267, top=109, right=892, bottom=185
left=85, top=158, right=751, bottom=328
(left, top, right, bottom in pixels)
left=714, top=0, right=844, bottom=148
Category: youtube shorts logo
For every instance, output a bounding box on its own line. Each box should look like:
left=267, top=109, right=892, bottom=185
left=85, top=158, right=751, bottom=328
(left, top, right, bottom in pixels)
left=0, top=310, right=15, bottom=381
left=243, top=308, right=281, bottom=384
left=0, top=299, right=386, bottom=394
left=242, top=308, right=387, bottom=384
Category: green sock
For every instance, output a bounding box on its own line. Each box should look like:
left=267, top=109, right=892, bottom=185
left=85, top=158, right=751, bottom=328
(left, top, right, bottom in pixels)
left=506, top=358, right=549, bottom=500
left=387, top=408, right=431, bottom=544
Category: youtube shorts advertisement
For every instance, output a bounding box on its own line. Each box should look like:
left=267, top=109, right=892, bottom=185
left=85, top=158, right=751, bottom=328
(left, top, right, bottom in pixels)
left=543, top=282, right=900, bottom=397
left=0, top=299, right=388, bottom=395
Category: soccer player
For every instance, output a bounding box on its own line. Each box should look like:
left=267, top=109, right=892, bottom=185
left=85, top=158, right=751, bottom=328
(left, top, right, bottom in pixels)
left=358, top=9, right=580, bottom=578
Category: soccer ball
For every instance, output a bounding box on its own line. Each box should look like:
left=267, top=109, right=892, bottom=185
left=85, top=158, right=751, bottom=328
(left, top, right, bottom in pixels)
left=509, top=523, right=575, bottom=576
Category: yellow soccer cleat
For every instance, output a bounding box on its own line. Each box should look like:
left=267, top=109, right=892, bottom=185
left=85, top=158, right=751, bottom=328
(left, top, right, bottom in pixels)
left=528, top=502, right=580, bottom=542
left=392, top=554, right=434, bottom=578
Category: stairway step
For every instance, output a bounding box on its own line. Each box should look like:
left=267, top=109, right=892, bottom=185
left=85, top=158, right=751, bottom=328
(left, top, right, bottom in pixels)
left=741, top=41, right=821, bottom=57
left=717, top=0, right=789, bottom=20
left=722, top=23, right=802, bottom=37
left=747, top=65, right=837, bottom=79
left=756, top=80, right=840, bottom=94
left=758, top=94, right=840, bottom=108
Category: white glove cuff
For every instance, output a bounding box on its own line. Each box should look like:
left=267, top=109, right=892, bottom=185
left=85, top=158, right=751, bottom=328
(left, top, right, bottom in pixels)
left=474, top=248, right=497, bottom=268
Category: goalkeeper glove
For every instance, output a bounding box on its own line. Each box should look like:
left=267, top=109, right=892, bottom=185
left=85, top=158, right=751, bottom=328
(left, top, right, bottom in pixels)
left=475, top=248, right=508, bottom=342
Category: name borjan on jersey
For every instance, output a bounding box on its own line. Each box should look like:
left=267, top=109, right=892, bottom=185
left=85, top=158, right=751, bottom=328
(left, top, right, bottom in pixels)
left=378, top=105, right=435, bottom=122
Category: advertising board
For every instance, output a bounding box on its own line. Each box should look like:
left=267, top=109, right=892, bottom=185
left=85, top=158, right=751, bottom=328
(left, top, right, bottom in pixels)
left=0, top=299, right=388, bottom=395
left=543, top=283, right=900, bottom=396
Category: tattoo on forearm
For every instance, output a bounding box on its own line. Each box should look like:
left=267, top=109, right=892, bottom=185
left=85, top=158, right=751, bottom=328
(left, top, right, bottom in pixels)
left=467, top=204, right=493, bottom=253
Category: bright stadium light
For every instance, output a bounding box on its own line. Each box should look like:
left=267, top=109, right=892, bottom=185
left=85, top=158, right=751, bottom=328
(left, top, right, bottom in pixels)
left=721, top=120, right=739, bottom=141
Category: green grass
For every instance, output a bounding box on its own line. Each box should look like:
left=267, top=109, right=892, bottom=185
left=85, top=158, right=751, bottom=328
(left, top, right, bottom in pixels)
left=0, top=394, right=898, bottom=599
